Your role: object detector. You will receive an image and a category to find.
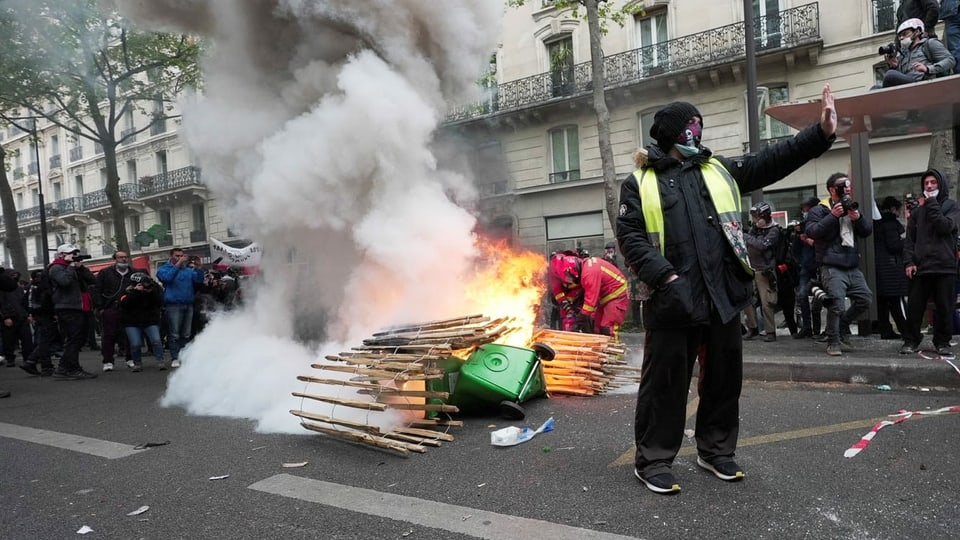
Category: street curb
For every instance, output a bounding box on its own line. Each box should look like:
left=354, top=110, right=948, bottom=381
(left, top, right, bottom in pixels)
left=619, top=333, right=960, bottom=389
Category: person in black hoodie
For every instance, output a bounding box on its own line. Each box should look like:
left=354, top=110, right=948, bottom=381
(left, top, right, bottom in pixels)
left=0, top=268, right=18, bottom=397
left=119, top=271, right=166, bottom=371
left=901, top=169, right=960, bottom=355
left=0, top=269, right=33, bottom=368
left=874, top=196, right=908, bottom=339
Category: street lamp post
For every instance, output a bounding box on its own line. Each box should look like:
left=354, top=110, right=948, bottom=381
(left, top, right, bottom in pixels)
left=31, top=120, right=50, bottom=267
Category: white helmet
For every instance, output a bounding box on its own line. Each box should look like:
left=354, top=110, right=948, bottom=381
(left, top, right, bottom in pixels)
left=897, top=18, right=924, bottom=35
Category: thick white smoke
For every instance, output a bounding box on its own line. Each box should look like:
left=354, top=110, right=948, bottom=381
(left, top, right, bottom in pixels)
left=110, top=0, right=502, bottom=433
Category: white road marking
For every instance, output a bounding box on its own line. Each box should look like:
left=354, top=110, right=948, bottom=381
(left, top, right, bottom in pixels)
left=249, top=474, right=639, bottom=540
left=0, top=422, right=145, bottom=459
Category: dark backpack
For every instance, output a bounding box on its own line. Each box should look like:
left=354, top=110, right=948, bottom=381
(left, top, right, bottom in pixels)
left=773, top=225, right=799, bottom=287
left=28, top=270, right=55, bottom=314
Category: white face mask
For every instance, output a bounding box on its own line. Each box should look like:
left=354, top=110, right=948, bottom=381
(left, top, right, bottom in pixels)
left=116, top=262, right=129, bottom=271
left=900, top=37, right=913, bottom=50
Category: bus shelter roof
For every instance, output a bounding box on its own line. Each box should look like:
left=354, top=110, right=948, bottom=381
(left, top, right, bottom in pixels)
left=765, top=76, right=960, bottom=138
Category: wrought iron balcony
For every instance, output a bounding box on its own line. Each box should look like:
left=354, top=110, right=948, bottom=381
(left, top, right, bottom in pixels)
left=81, top=183, right=140, bottom=211
left=53, top=196, right=84, bottom=215
left=158, top=236, right=173, bottom=247
left=69, top=146, right=83, bottom=162
left=150, top=118, right=167, bottom=136
left=17, top=202, right=56, bottom=224
left=549, top=169, right=581, bottom=184
left=138, top=166, right=206, bottom=209
left=49, top=154, right=61, bottom=169
left=189, top=229, right=207, bottom=243
left=446, top=3, right=820, bottom=123
left=120, top=127, right=137, bottom=144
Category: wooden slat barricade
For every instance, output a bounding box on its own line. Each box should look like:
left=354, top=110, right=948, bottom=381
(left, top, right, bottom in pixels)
left=528, top=329, right=641, bottom=396
left=291, top=314, right=518, bottom=454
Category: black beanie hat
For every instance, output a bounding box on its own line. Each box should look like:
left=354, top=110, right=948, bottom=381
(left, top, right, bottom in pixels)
left=650, top=101, right=702, bottom=150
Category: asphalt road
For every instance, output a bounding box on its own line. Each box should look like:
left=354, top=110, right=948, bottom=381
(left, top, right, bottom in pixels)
left=1, top=353, right=958, bottom=540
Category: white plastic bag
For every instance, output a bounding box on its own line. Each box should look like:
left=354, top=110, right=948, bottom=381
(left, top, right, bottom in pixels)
left=490, top=417, right=555, bottom=446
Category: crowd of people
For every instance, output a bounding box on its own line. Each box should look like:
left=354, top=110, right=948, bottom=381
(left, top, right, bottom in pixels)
left=0, top=245, right=244, bottom=393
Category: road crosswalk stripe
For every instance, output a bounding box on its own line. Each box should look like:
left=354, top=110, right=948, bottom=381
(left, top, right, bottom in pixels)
left=249, top=474, right=639, bottom=540
left=0, top=422, right=144, bottom=459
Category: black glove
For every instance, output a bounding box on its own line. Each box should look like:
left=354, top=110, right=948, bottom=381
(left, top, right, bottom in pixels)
left=575, top=313, right=594, bottom=333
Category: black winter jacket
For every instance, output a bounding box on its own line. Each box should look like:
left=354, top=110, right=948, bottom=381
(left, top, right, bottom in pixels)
left=0, top=270, right=28, bottom=322
left=873, top=212, right=908, bottom=296
left=745, top=224, right=779, bottom=271
left=119, top=285, right=163, bottom=327
left=904, top=169, right=960, bottom=275
left=805, top=199, right=873, bottom=268
left=95, top=266, right=134, bottom=310
left=616, top=123, right=835, bottom=328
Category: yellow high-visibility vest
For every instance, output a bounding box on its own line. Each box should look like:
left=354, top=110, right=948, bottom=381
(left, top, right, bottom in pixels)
left=635, top=158, right=753, bottom=277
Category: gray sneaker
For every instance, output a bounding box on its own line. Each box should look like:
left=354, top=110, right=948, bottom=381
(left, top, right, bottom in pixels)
left=826, top=343, right=842, bottom=356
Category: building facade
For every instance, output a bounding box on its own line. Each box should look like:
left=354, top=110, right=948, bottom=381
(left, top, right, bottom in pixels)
left=0, top=99, right=239, bottom=272
left=442, top=0, right=936, bottom=256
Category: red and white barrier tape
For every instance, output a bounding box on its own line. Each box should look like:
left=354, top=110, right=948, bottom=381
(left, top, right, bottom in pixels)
left=844, top=405, right=960, bottom=458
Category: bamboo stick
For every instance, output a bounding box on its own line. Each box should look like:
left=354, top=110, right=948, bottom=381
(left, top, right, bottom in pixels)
left=295, top=376, right=449, bottom=399
left=372, top=314, right=489, bottom=336
left=381, top=431, right=442, bottom=447
left=393, top=426, right=456, bottom=442
left=289, top=409, right=381, bottom=434
left=407, top=419, right=464, bottom=428
left=292, top=392, right=388, bottom=411
left=299, top=421, right=424, bottom=454
left=379, top=401, right=459, bottom=413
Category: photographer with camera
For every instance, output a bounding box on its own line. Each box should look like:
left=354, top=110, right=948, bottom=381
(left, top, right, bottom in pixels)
left=48, top=244, right=98, bottom=379
left=156, top=247, right=205, bottom=369
left=744, top=202, right=781, bottom=342
left=119, top=271, right=166, bottom=372
left=900, top=169, right=960, bottom=356
left=804, top=174, right=874, bottom=357
left=877, top=18, right=955, bottom=88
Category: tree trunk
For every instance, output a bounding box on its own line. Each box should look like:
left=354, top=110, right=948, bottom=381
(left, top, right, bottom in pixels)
left=584, top=0, right=620, bottom=235
left=102, top=140, right=130, bottom=254
left=0, top=144, right=28, bottom=276
left=928, top=130, right=958, bottom=182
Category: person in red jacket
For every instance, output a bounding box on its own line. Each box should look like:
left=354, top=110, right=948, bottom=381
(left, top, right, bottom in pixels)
left=548, top=252, right=583, bottom=331
left=550, top=254, right=629, bottom=338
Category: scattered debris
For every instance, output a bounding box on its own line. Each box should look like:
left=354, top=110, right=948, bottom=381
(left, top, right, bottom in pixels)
left=462, top=515, right=472, bottom=521
left=208, top=475, right=230, bottom=481
left=77, top=525, right=94, bottom=535
left=476, top=483, right=486, bottom=488
left=582, top=486, right=589, bottom=492
left=126, top=506, right=150, bottom=516
left=282, top=461, right=308, bottom=468
left=490, top=417, right=554, bottom=446
left=134, top=441, right=170, bottom=450
left=401, top=529, right=414, bottom=537
left=542, top=446, right=552, bottom=453
left=876, top=384, right=892, bottom=391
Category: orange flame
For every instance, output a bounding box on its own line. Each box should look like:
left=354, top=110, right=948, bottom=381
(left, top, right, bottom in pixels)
left=463, top=237, right=547, bottom=347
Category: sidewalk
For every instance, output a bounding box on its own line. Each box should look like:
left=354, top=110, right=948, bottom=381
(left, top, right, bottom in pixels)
left=620, top=329, right=960, bottom=389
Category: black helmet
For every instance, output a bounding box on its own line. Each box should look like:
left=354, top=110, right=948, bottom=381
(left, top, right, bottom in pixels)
left=129, top=271, right=151, bottom=284
left=751, top=201, right=772, bottom=218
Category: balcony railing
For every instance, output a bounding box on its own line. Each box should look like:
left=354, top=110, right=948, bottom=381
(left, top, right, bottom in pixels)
left=69, top=146, right=83, bottom=162
left=158, top=236, right=173, bottom=247
left=82, top=183, right=139, bottom=210
left=49, top=154, right=61, bottom=169
left=549, top=169, right=581, bottom=183
left=120, top=127, right=137, bottom=144
left=189, top=229, right=207, bottom=243
left=871, top=0, right=899, bottom=34
left=53, top=196, right=84, bottom=215
left=138, top=166, right=203, bottom=196
left=446, top=3, right=820, bottom=123
left=150, top=118, right=167, bottom=136
left=17, top=203, right=56, bottom=223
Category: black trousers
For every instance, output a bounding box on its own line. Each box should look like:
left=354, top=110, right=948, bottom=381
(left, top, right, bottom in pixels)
left=56, top=310, right=86, bottom=373
left=27, top=314, right=57, bottom=370
left=634, top=312, right=742, bottom=477
left=1, top=318, right=34, bottom=364
left=904, top=273, right=955, bottom=348
left=876, top=295, right=906, bottom=336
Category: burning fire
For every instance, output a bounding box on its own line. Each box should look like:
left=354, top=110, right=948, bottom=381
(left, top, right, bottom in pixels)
left=463, top=237, right=547, bottom=347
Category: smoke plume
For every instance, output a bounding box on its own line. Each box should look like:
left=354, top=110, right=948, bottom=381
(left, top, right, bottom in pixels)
left=110, top=0, right=502, bottom=433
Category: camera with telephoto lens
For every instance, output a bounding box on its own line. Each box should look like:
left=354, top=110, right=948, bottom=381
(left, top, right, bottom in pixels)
left=878, top=43, right=897, bottom=56
left=74, top=254, right=93, bottom=261
left=807, top=279, right=836, bottom=308
left=840, top=194, right=859, bottom=214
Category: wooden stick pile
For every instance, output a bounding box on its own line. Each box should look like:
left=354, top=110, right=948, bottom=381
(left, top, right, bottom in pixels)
left=291, top=314, right=518, bottom=454
left=529, top=329, right=642, bottom=396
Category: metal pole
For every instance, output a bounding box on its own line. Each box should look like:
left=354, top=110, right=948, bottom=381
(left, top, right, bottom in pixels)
left=33, top=121, right=50, bottom=267
left=744, top=0, right=762, bottom=205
